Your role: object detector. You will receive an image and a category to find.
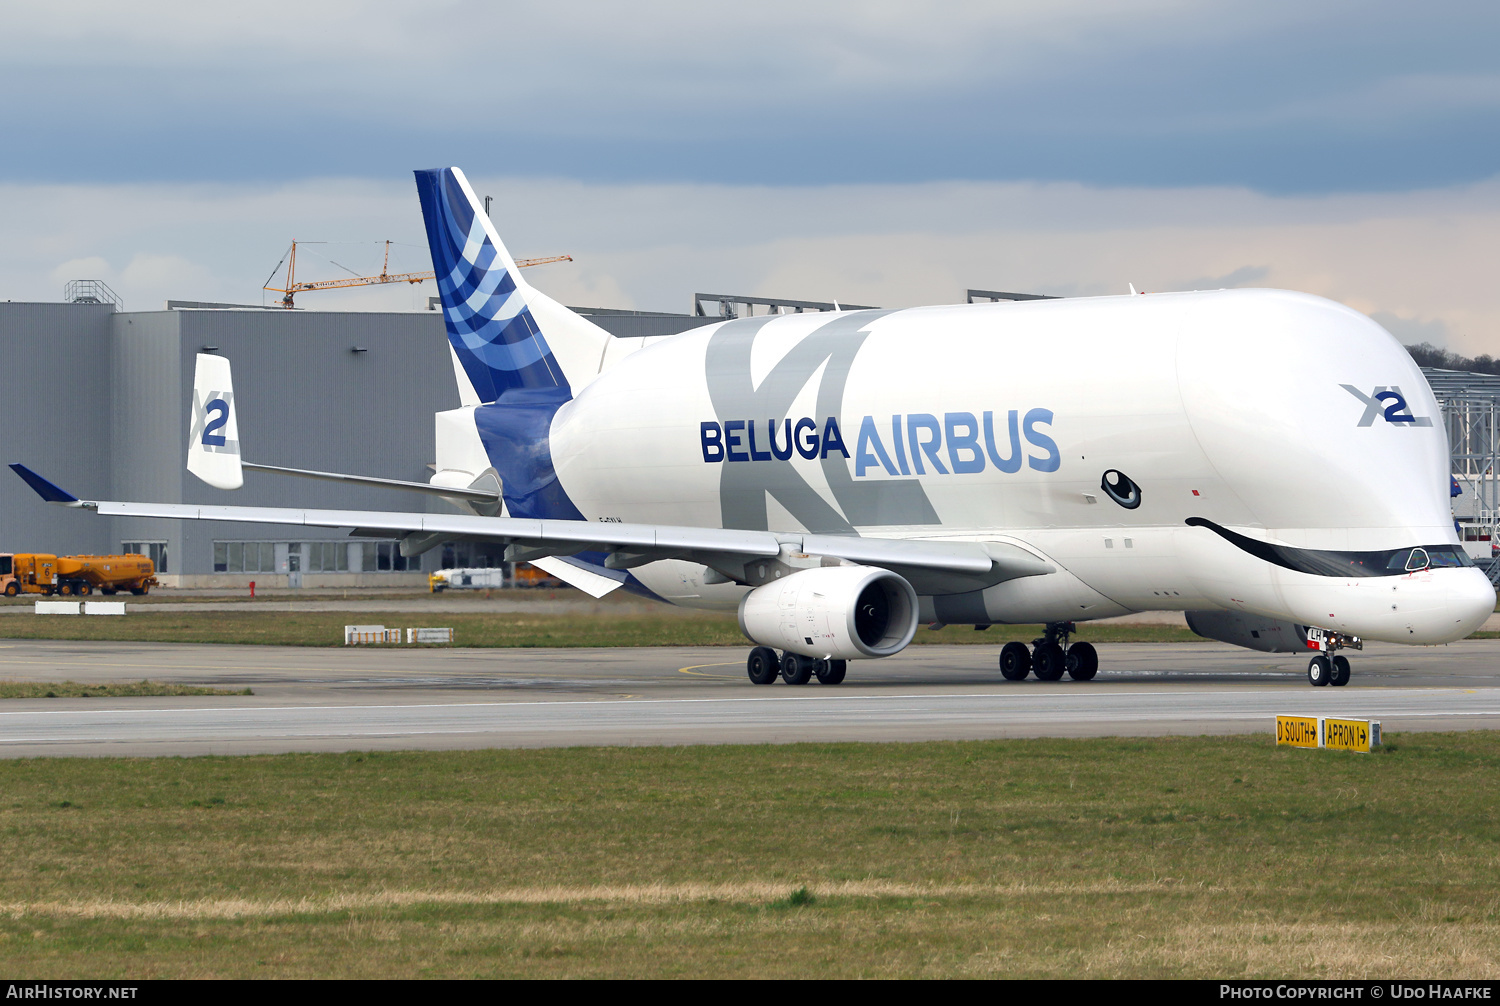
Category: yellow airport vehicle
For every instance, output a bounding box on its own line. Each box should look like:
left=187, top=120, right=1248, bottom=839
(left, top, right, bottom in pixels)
left=0, top=553, right=158, bottom=597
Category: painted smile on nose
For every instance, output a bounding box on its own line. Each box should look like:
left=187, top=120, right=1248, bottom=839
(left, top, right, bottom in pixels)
left=1185, top=517, right=1476, bottom=577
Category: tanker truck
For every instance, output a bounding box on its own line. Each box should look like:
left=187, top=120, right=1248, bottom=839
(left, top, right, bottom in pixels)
left=0, top=553, right=158, bottom=597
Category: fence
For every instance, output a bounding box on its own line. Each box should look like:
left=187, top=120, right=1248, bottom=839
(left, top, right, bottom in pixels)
left=344, top=625, right=403, bottom=645
left=35, top=601, right=127, bottom=615
left=344, top=625, right=453, bottom=645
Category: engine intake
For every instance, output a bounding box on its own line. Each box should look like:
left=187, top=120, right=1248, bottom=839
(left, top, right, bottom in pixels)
left=737, top=565, right=919, bottom=660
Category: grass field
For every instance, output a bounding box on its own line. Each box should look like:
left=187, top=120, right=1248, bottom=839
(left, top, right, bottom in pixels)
left=0, top=609, right=1201, bottom=647
left=1, top=733, right=1497, bottom=978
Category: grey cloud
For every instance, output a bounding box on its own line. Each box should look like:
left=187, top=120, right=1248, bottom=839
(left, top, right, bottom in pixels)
left=0, top=1, right=1497, bottom=191
left=1168, top=265, right=1270, bottom=291
left=1370, top=311, right=1454, bottom=348
left=4, top=175, right=1499, bottom=361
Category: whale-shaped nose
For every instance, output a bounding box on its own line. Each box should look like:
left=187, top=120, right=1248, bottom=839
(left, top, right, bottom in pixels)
left=1448, top=567, right=1497, bottom=640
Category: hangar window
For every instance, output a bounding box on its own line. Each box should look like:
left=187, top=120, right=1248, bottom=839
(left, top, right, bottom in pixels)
left=123, top=541, right=168, bottom=573
left=213, top=540, right=417, bottom=573
left=306, top=541, right=350, bottom=572
left=361, top=541, right=414, bottom=572
left=214, top=541, right=274, bottom=573
left=440, top=541, right=506, bottom=568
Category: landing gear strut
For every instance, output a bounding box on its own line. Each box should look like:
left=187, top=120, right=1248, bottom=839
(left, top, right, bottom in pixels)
left=1306, top=627, right=1359, bottom=687
left=998, top=622, right=1098, bottom=681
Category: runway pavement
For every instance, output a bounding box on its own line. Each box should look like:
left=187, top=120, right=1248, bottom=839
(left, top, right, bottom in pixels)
left=0, top=637, right=1497, bottom=756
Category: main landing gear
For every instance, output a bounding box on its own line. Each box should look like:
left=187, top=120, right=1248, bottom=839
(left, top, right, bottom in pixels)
left=998, top=622, right=1098, bottom=682
left=1305, top=628, right=1359, bottom=687
left=746, top=646, right=847, bottom=686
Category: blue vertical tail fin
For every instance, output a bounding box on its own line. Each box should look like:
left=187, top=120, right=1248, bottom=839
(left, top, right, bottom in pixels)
left=414, top=167, right=608, bottom=404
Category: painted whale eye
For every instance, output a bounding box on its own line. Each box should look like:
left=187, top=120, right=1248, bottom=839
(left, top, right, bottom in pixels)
left=1101, top=469, right=1142, bottom=509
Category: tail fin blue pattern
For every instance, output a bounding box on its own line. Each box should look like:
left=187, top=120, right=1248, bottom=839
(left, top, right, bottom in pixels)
left=414, top=168, right=567, bottom=403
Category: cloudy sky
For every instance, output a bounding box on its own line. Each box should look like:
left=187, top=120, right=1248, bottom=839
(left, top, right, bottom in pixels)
left=2, top=1, right=1497, bottom=352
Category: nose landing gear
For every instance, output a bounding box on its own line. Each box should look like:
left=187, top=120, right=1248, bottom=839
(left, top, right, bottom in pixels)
left=1331, top=655, right=1351, bottom=686
left=998, top=623, right=1099, bottom=681
left=1306, top=628, right=1359, bottom=687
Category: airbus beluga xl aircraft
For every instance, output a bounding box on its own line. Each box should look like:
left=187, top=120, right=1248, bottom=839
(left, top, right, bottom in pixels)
left=13, top=167, right=1495, bottom=687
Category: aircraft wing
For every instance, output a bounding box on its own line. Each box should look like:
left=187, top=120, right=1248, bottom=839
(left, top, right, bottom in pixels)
left=10, top=464, right=1051, bottom=598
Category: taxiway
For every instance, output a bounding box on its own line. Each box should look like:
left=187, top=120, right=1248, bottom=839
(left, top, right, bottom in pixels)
left=0, top=638, right=1497, bottom=756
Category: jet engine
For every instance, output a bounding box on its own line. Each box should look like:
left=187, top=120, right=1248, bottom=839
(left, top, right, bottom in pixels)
left=1185, top=610, right=1308, bottom=653
left=737, top=565, right=919, bottom=659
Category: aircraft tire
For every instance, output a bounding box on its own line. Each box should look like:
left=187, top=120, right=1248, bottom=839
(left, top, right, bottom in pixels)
left=815, top=658, right=847, bottom=685
left=780, top=652, right=814, bottom=686
left=1307, top=656, right=1331, bottom=687
left=746, top=646, right=780, bottom=685
left=1032, top=643, right=1066, bottom=681
left=1330, top=655, right=1351, bottom=687
left=1066, top=642, right=1099, bottom=680
left=999, top=642, right=1031, bottom=680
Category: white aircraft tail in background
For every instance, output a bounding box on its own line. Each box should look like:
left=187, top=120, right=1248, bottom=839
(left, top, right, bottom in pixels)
left=186, top=353, right=241, bottom=491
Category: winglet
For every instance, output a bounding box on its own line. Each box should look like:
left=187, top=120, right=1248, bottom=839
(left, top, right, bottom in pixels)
left=9, top=464, right=80, bottom=505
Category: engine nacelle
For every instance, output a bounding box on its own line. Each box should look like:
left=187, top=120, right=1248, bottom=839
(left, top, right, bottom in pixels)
left=737, top=565, right=919, bottom=660
left=1185, top=609, right=1308, bottom=653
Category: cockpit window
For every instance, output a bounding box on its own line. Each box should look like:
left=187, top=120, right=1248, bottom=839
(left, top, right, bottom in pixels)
left=1381, top=546, right=1471, bottom=571
left=1186, top=518, right=1474, bottom=578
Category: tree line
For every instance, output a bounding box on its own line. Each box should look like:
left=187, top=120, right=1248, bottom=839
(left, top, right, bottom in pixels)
left=1405, top=342, right=1500, bottom=377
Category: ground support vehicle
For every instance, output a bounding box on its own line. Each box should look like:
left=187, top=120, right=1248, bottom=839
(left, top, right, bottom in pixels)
left=429, top=566, right=508, bottom=592
left=0, top=553, right=157, bottom=597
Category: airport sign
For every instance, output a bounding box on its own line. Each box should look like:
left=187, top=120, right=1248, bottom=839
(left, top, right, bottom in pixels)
left=1275, top=715, right=1321, bottom=748
left=1275, top=715, right=1381, bottom=752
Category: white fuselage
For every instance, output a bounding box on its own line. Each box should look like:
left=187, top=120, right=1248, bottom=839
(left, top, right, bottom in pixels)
left=445, top=288, right=1494, bottom=645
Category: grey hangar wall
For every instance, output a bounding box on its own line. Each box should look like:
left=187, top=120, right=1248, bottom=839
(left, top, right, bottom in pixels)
left=0, top=302, right=711, bottom=587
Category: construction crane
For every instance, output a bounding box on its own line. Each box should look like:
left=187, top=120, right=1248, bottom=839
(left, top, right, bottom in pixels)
left=262, top=241, right=572, bottom=308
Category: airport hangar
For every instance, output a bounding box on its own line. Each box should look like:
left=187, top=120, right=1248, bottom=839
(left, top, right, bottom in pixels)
left=0, top=288, right=849, bottom=587
left=3, top=285, right=1499, bottom=589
